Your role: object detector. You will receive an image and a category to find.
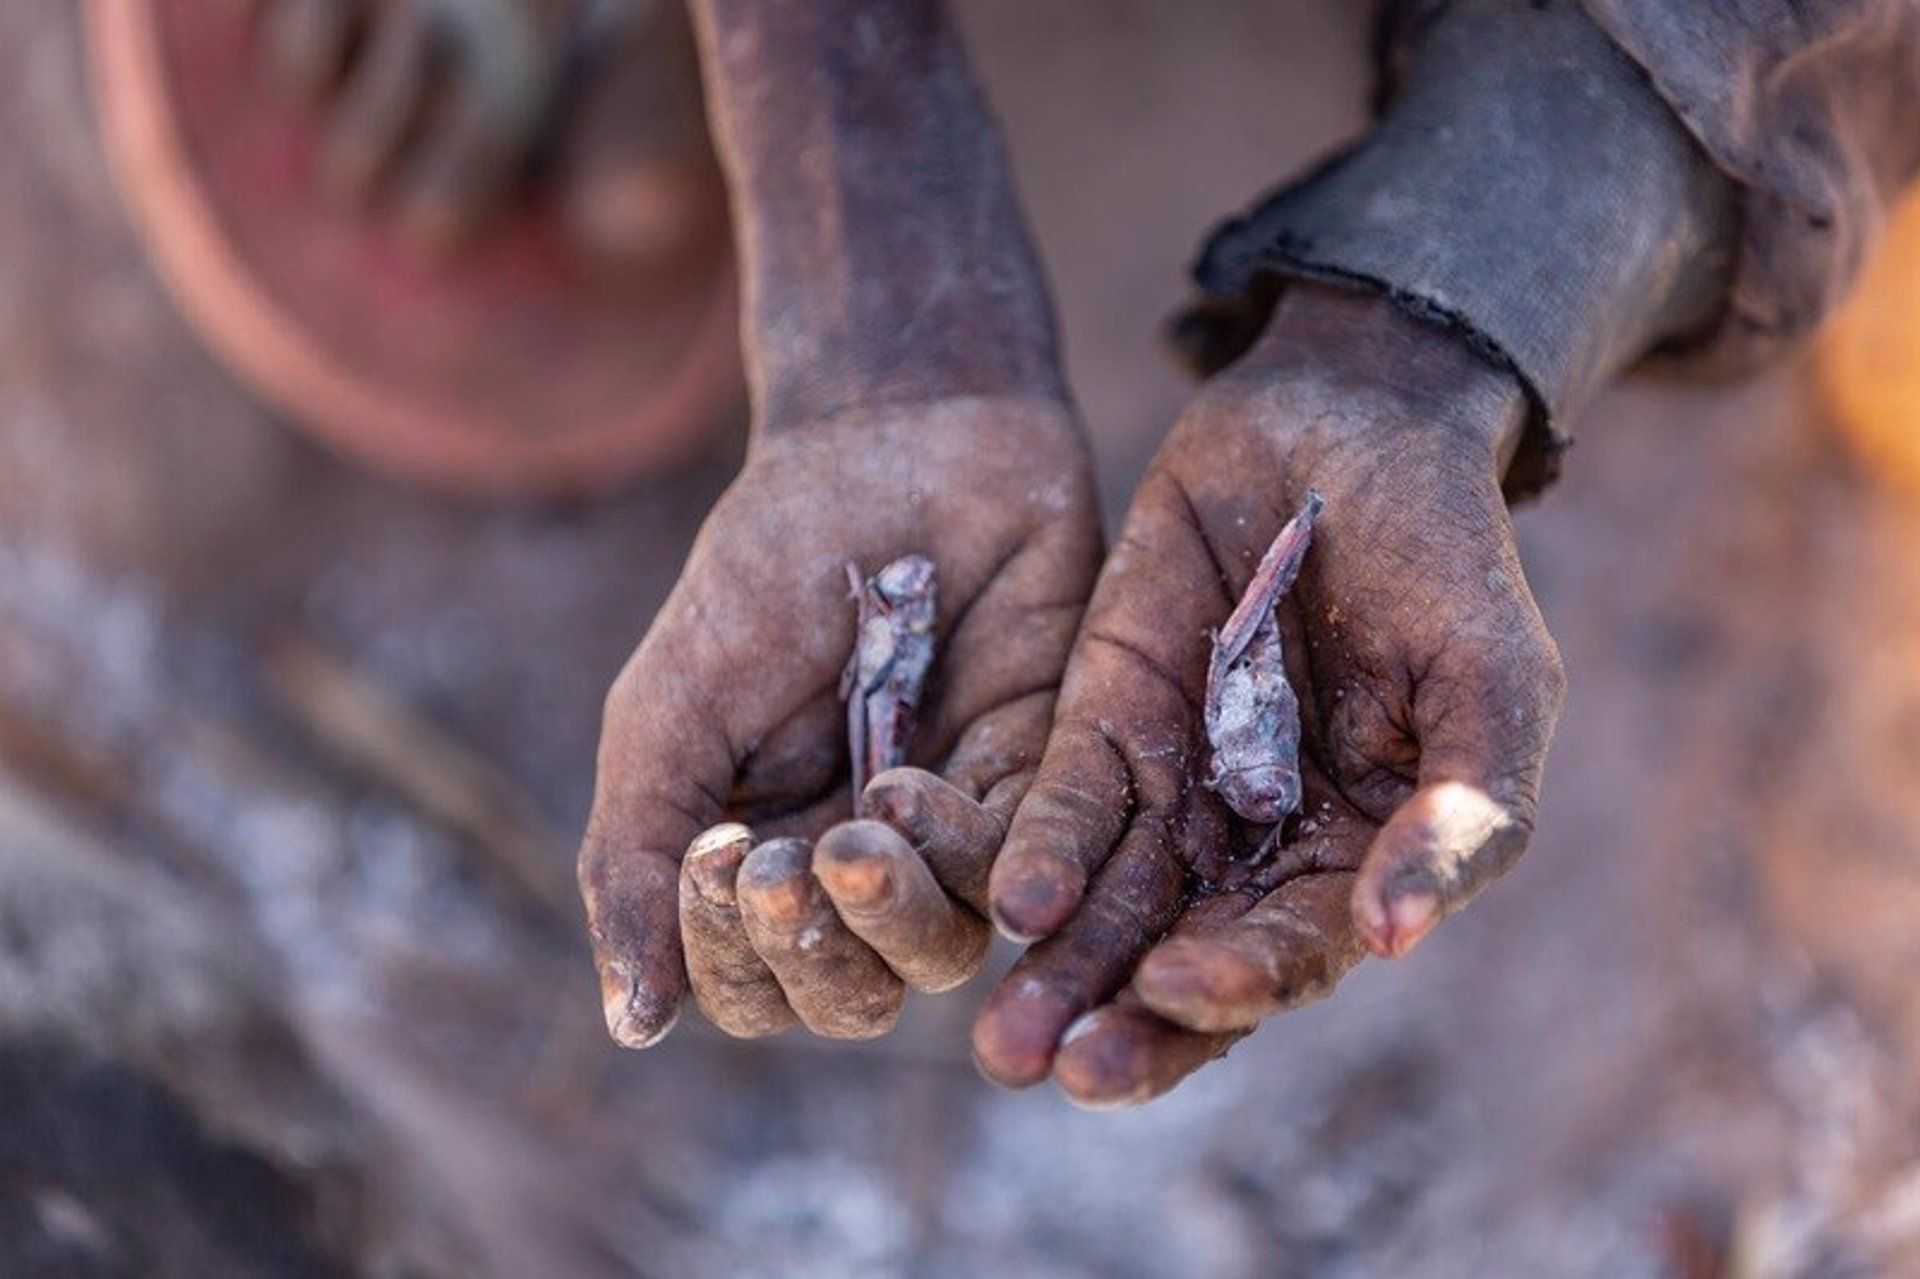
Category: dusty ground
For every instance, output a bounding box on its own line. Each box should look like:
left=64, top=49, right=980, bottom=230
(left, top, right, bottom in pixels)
left=5, top=2, right=1920, bottom=1276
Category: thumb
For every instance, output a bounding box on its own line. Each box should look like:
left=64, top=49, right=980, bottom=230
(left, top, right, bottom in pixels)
left=1352, top=620, right=1565, bottom=958
left=579, top=627, right=739, bottom=1047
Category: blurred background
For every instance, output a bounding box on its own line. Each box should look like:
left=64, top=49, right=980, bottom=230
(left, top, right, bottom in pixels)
left=6, top=1, right=1920, bottom=1275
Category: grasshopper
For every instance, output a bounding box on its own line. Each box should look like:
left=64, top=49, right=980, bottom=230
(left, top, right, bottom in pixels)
left=840, top=555, right=939, bottom=802
left=1204, top=492, right=1323, bottom=826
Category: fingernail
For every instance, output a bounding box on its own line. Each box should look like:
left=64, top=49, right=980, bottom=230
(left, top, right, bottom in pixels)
left=738, top=873, right=816, bottom=926
left=1134, top=940, right=1268, bottom=1033
left=1354, top=884, right=1393, bottom=958
left=989, top=866, right=1079, bottom=943
left=861, top=775, right=923, bottom=834
left=814, top=822, right=906, bottom=911
left=1059, top=1009, right=1108, bottom=1049
left=971, top=978, right=1080, bottom=1088
left=1382, top=891, right=1440, bottom=958
left=690, top=823, right=754, bottom=857
left=737, top=839, right=817, bottom=925
left=1054, top=1012, right=1152, bottom=1111
left=684, top=823, right=753, bottom=906
left=599, top=964, right=679, bottom=1049
left=817, top=852, right=895, bottom=911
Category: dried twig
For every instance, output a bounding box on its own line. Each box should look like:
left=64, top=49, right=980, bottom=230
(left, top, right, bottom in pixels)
left=0, top=698, right=240, bottom=900
left=264, top=636, right=576, bottom=926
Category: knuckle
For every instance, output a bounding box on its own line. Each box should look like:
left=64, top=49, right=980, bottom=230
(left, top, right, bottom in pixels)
left=1534, top=631, right=1570, bottom=709
left=1180, top=375, right=1265, bottom=430
left=575, top=834, right=610, bottom=895
left=1468, top=614, right=1565, bottom=719
left=599, top=660, right=646, bottom=733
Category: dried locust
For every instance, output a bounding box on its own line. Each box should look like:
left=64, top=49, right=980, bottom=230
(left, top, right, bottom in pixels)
left=1204, top=492, right=1323, bottom=826
left=840, top=555, right=938, bottom=802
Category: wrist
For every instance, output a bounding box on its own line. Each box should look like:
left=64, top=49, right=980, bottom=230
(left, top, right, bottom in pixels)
left=690, top=0, right=1064, bottom=426
left=1238, top=284, right=1528, bottom=477
left=753, top=386, right=1074, bottom=438
left=1177, top=0, right=1735, bottom=497
left=748, top=392, right=1087, bottom=491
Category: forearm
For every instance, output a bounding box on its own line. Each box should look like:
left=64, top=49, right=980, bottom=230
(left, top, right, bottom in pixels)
left=689, top=0, right=1064, bottom=426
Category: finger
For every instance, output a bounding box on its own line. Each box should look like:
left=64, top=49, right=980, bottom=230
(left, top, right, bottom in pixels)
left=394, top=20, right=544, bottom=252
left=1050, top=891, right=1258, bottom=1108
left=1240, top=804, right=1374, bottom=890
left=559, top=1, right=723, bottom=274
left=971, top=820, right=1184, bottom=1088
left=736, top=838, right=904, bottom=1039
left=265, top=0, right=360, bottom=98
left=1353, top=620, right=1565, bottom=958
left=1052, top=1004, right=1243, bottom=1111
left=581, top=841, right=684, bottom=1049
left=988, top=474, right=1218, bottom=943
left=813, top=821, right=989, bottom=992
left=920, top=527, right=1094, bottom=933
left=323, top=3, right=438, bottom=202
left=678, top=823, right=796, bottom=1038
left=914, top=671, right=1058, bottom=912
left=580, top=632, right=741, bottom=1050
left=861, top=768, right=1005, bottom=914
left=395, top=112, right=517, bottom=253
left=986, top=722, right=1130, bottom=942
left=1134, top=871, right=1363, bottom=1033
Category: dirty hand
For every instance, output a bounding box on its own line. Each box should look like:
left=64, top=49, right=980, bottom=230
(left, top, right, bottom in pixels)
left=581, top=396, right=1100, bottom=1047
left=972, top=284, right=1566, bottom=1106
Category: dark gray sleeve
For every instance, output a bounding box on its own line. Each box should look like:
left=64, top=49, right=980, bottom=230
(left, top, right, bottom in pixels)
left=1581, top=0, right=1920, bottom=365
left=1172, top=0, right=1737, bottom=499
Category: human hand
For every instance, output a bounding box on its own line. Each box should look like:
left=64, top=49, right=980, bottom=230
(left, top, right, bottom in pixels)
left=247, top=0, right=714, bottom=261
left=581, top=396, right=1100, bottom=1046
left=248, top=0, right=569, bottom=240
left=971, top=285, right=1566, bottom=1106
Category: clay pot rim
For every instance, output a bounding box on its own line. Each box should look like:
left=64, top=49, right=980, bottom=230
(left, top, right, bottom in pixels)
left=84, top=0, right=742, bottom=501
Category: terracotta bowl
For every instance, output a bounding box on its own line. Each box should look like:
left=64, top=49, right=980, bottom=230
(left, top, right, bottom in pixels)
left=86, top=0, right=741, bottom=499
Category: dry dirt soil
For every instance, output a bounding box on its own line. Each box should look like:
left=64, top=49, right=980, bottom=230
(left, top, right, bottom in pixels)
left=5, top=2, right=1920, bottom=1276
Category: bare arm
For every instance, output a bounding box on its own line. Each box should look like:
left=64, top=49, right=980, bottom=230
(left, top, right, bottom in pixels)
left=582, top=0, right=1099, bottom=1049
left=692, top=0, right=1065, bottom=425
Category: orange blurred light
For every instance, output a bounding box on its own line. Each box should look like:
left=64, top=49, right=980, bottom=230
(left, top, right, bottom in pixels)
left=1820, top=186, right=1920, bottom=497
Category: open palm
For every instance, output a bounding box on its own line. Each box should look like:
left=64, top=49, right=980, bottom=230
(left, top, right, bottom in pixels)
left=582, top=395, right=1099, bottom=1046
left=973, top=288, right=1565, bottom=1106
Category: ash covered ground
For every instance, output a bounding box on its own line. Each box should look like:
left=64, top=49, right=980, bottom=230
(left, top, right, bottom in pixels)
left=4, top=2, right=1920, bottom=1275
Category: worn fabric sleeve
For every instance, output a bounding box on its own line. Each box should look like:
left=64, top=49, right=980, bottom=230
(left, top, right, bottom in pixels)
left=1173, top=0, right=1739, bottom=498
left=1579, top=0, right=1920, bottom=366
